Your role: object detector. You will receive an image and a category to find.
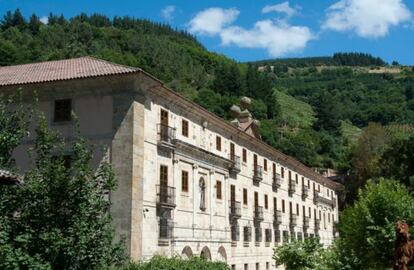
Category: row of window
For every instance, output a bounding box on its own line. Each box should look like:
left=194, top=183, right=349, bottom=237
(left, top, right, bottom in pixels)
left=176, top=168, right=335, bottom=222
left=162, top=108, right=335, bottom=198
left=232, top=226, right=320, bottom=244
left=231, top=262, right=271, bottom=270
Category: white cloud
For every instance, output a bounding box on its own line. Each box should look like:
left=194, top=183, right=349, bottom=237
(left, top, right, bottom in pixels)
left=322, top=0, right=412, bottom=38
left=40, top=16, right=48, bottom=24
left=262, top=2, right=298, bottom=18
left=161, top=5, right=176, bottom=21
left=188, top=7, right=239, bottom=35
left=221, top=20, right=313, bottom=57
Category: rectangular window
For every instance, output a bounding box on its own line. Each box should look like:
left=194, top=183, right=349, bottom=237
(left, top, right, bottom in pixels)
left=273, top=197, right=277, bottom=211
left=254, top=192, right=258, bottom=207
left=273, top=163, right=276, bottom=174
left=216, top=136, right=221, bottom=151
left=160, top=165, right=168, bottom=186
left=264, top=159, right=267, bottom=171
left=264, top=195, right=268, bottom=209
left=281, top=167, right=285, bottom=178
left=54, top=99, right=72, bottom=122
left=295, top=174, right=298, bottom=184
left=309, top=207, right=311, bottom=218
left=266, top=262, right=270, bottom=270
left=288, top=171, right=292, bottom=180
left=245, top=264, right=249, bottom=270
left=328, top=213, right=331, bottom=222
left=182, top=119, right=189, bottom=137
left=216, top=180, right=222, bottom=200
left=243, top=148, right=247, bottom=162
left=232, top=265, right=236, bottom=270
left=256, top=262, right=260, bottom=270
left=282, top=200, right=285, bottom=213
left=308, top=179, right=310, bottom=187
left=181, top=170, right=188, bottom=192
left=243, top=188, right=248, bottom=205
left=296, top=204, right=299, bottom=215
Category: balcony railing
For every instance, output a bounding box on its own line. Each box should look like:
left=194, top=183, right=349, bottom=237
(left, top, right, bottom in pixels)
left=272, top=173, right=282, bottom=191
left=303, top=217, right=310, bottom=229
left=314, top=192, right=336, bottom=208
left=229, top=200, right=242, bottom=219
left=288, top=180, right=296, bottom=195
left=228, top=154, right=241, bottom=173
left=274, top=210, right=282, bottom=225
left=302, top=186, right=309, bottom=199
left=157, top=124, right=176, bottom=149
left=253, top=165, right=263, bottom=183
left=156, top=185, right=176, bottom=208
left=290, top=214, right=297, bottom=228
left=254, top=206, right=264, bottom=222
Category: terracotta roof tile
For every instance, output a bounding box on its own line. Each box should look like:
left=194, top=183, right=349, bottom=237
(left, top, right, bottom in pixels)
left=0, top=56, right=141, bottom=86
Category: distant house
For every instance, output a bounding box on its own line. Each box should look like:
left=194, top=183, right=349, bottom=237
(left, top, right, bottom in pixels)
left=0, top=169, right=21, bottom=185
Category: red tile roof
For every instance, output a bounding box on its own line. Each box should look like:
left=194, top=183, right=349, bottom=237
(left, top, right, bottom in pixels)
left=0, top=56, right=141, bottom=86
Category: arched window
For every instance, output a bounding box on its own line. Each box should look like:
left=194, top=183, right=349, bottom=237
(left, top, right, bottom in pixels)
left=217, top=246, right=227, bottom=262
left=181, top=246, right=193, bottom=259
left=200, top=246, right=211, bottom=261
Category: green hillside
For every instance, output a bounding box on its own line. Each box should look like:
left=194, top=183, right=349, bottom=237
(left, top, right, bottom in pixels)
left=1, top=10, right=413, bottom=171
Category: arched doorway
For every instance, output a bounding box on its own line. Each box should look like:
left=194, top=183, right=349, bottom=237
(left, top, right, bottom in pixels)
left=217, top=246, right=227, bottom=262
left=181, top=246, right=193, bottom=259
left=200, top=246, right=211, bottom=261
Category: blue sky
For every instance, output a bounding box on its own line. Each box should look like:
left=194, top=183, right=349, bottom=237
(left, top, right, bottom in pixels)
left=1, top=0, right=414, bottom=64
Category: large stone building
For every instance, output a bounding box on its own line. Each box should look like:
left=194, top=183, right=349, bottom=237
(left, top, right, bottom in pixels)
left=0, top=57, right=341, bottom=269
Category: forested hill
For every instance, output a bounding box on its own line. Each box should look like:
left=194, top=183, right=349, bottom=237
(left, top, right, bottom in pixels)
left=1, top=10, right=413, bottom=172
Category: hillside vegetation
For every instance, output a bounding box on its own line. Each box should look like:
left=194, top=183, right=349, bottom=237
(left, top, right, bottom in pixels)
left=1, top=10, right=414, bottom=174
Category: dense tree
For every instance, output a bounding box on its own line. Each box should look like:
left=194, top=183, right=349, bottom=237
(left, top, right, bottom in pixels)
left=381, top=135, right=414, bottom=189
left=338, top=179, right=414, bottom=270
left=0, top=105, right=125, bottom=269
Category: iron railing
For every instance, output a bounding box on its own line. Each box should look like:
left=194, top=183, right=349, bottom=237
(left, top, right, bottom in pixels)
left=157, top=124, right=176, bottom=146
left=254, top=206, right=264, bottom=222
left=229, top=200, right=242, bottom=219
left=253, top=165, right=263, bottom=182
left=229, top=154, right=241, bottom=173
left=156, top=185, right=176, bottom=208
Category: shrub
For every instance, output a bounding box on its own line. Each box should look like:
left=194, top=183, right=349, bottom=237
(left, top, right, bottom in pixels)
left=113, top=256, right=230, bottom=270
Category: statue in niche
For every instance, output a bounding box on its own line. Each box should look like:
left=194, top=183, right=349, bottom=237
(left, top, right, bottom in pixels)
left=199, top=178, right=206, bottom=211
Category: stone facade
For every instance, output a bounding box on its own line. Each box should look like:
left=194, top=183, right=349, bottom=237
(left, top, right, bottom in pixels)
left=2, top=59, right=340, bottom=270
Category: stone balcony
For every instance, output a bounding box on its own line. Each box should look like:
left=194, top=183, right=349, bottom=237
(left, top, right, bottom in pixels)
left=274, top=210, right=282, bottom=225
left=157, top=124, right=176, bottom=150
left=253, top=165, right=263, bottom=184
left=302, top=186, right=309, bottom=200
left=288, top=180, right=296, bottom=195
left=228, top=154, right=241, bottom=174
left=254, top=206, right=264, bottom=223
left=229, top=200, right=242, bottom=220
left=156, top=185, right=176, bottom=209
left=272, top=173, right=282, bottom=192
left=314, top=192, right=336, bottom=208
